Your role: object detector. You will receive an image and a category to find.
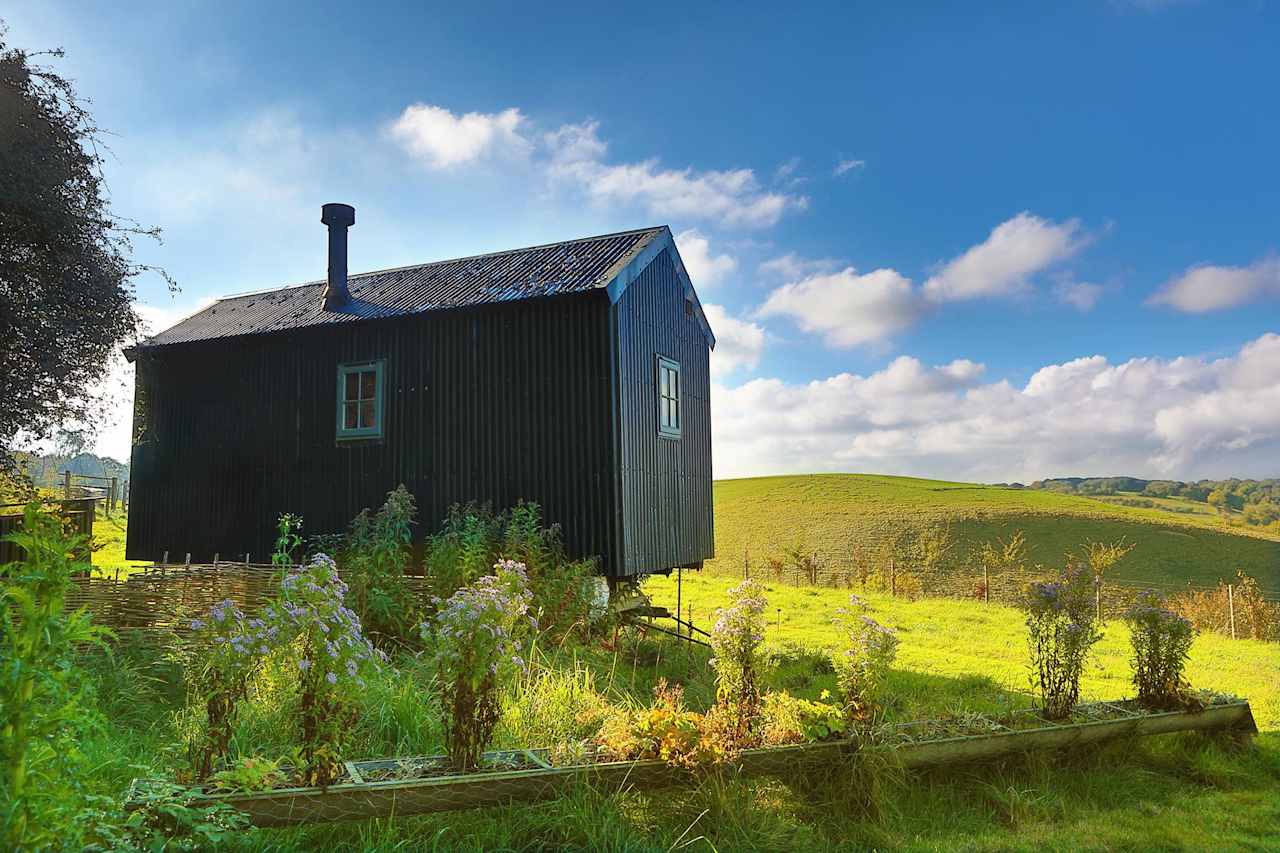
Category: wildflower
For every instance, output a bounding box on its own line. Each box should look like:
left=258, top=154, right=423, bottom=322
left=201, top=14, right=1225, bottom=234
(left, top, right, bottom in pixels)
left=326, top=672, right=338, bottom=685
left=299, top=659, right=312, bottom=671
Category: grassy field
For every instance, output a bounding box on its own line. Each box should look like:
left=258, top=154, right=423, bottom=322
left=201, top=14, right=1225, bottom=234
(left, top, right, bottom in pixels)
left=708, top=474, right=1280, bottom=592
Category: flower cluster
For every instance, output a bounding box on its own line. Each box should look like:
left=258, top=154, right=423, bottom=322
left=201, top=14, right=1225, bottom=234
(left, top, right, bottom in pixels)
left=1023, top=563, right=1103, bottom=719
left=266, top=554, right=383, bottom=785
left=709, top=578, right=768, bottom=745
left=1124, top=590, right=1196, bottom=710
left=423, top=560, right=536, bottom=770
left=832, top=594, right=899, bottom=724
left=184, top=599, right=266, bottom=779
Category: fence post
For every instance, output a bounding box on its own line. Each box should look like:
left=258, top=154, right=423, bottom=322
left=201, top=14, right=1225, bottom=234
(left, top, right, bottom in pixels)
left=983, top=566, right=990, bottom=603
left=1228, top=584, right=1236, bottom=640
left=63, top=470, right=72, bottom=499
left=109, top=477, right=118, bottom=515
left=162, top=550, right=169, bottom=566
left=744, top=547, right=750, bottom=580
left=890, top=557, right=897, bottom=597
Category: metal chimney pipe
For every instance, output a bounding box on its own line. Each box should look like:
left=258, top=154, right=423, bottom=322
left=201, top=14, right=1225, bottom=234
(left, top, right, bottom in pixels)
left=321, top=203, right=355, bottom=310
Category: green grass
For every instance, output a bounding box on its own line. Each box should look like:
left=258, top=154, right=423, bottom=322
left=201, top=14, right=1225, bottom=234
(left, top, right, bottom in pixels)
left=709, top=474, right=1280, bottom=591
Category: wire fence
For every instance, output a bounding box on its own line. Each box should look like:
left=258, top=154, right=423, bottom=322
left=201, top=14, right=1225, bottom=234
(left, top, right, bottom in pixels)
left=711, top=555, right=1280, bottom=642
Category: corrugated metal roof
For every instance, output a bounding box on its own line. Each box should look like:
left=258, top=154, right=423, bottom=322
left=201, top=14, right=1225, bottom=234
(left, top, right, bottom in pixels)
left=139, top=226, right=667, bottom=348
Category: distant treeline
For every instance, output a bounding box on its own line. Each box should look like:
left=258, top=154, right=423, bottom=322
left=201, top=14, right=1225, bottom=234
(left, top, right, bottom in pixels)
left=1024, top=476, right=1280, bottom=530
left=12, top=451, right=130, bottom=494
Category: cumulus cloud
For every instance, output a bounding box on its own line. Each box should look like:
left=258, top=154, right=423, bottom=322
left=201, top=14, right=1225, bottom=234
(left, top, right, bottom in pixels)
left=389, top=104, right=529, bottom=168
left=1148, top=257, right=1280, bottom=313
left=675, top=230, right=737, bottom=288
left=834, top=158, right=865, bottom=176
left=545, top=121, right=806, bottom=228
left=1054, top=279, right=1104, bottom=312
left=703, top=304, right=765, bottom=378
left=758, top=266, right=929, bottom=348
left=712, top=333, right=1280, bottom=482
left=758, top=253, right=840, bottom=281
left=923, top=212, right=1087, bottom=302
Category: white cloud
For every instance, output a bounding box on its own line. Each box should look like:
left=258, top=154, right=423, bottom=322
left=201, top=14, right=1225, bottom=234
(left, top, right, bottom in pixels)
left=758, top=253, right=841, bottom=281
left=1148, top=257, right=1280, bottom=313
left=675, top=230, right=737, bottom=288
left=834, top=158, right=865, bottom=176
left=712, top=333, right=1280, bottom=482
left=1054, top=279, right=1104, bottom=312
left=758, top=266, right=928, bottom=348
left=545, top=121, right=806, bottom=228
left=702, top=305, right=765, bottom=378
left=389, top=104, right=530, bottom=169
left=923, top=212, right=1087, bottom=302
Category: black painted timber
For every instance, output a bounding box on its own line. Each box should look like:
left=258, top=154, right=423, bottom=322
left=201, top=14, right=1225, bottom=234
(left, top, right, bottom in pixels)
left=127, top=248, right=715, bottom=578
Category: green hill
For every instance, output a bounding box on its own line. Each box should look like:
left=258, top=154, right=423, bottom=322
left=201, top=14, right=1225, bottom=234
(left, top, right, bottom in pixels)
left=707, top=473, right=1280, bottom=592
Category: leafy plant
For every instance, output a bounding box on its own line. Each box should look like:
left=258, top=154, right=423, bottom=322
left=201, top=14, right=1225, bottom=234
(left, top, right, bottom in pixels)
left=832, top=594, right=898, bottom=724
left=207, top=756, right=287, bottom=793
left=423, top=559, right=536, bottom=771
left=709, top=578, right=768, bottom=745
left=1, top=503, right=111, bottom=849
left=423, top=502, right=597, bottom=641
left=759, top=691, right=845, bottom=745
left=265, top=554, right=383, bottom=785
left=1124, top=590, right=1196, bottom=710
left=1023, top=563, right=1103, bottom=719
left=90, top=781, right=252, bottom=851
left=272, top=513, right=303, bottom=569
left=342, top=485, right=418, bottom=644
left=595, top=680, right=730, bottom=768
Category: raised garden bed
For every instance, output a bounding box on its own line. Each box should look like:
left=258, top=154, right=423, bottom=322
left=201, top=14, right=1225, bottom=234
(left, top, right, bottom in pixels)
left=127, top=699, right=1258, bottom=828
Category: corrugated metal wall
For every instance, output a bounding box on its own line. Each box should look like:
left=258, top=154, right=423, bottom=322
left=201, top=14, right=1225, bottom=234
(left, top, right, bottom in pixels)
left=613, top=249, right=715, bottom=575
left=127, top=292, right=620, bottom=571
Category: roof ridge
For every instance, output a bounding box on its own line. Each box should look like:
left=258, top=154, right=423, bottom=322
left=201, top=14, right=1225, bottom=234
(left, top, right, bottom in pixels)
left=218, top=225, right=668, bottom=302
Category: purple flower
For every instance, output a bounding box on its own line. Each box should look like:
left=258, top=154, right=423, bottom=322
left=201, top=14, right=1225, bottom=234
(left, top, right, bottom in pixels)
left=298, top=659, right=312, bottom=671
left=326, top=672, right=338, bottom=685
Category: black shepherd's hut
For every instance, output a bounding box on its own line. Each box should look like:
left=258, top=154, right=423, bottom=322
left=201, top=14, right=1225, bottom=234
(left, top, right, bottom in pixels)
left=124, top=204, right=715, bottom=583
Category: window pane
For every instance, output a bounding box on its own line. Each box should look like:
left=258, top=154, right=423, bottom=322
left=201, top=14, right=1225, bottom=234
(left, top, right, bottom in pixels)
left=660, top=368, right=668, bottom=398
left=672, top=370, right=679, bottom=401
left=360, top=400, right=376, bottom=429
left=360, top=370, right=377, bottom=400
left=344, top=372, right=359, bottom=402
left=673, top=398, right=680, bottom=428
left=343, top=402, right=358, bottom=430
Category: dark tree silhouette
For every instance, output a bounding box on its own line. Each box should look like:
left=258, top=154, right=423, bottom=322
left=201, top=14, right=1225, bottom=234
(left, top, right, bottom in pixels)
left=0, top=22, right=173, bottom=486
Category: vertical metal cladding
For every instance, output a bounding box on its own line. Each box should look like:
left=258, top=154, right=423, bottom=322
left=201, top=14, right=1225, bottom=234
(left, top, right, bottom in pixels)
left=612, top=249, right=715, bottom=576
left=125, top=292, right=619, bottom=571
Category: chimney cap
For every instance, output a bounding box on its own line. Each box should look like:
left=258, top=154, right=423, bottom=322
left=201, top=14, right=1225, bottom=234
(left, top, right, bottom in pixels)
left=321, top=203, right=355, bottom=228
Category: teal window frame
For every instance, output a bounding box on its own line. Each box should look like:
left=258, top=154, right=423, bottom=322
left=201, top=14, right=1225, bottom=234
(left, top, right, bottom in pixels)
left=656, top=355, right=681, bottom=439
left=336, top=360, right=385, bottom=441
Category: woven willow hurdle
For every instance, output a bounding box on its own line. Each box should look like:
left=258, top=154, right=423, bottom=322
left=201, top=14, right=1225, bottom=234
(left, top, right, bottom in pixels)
left=127, top=699, right=1257, bottom=828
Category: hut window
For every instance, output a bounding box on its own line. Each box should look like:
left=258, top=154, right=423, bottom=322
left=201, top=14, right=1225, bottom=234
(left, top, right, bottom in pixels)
left=336, top=361, right=384, bottom=440
left=656, top=356, right=681, bottom=438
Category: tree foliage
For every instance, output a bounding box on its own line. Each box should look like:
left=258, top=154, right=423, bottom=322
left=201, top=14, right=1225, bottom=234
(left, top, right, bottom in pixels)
left=0, top=24, right=172, bottom=483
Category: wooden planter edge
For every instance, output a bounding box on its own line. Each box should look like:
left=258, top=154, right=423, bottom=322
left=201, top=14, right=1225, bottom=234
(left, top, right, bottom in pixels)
left=128, top=700, right=1258, bottom=828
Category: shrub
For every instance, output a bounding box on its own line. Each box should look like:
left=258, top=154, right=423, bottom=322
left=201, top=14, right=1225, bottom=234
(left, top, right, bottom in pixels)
left=272, top=513, right=303, bottom=568
left=595, top=680, right=730, bottom=768
left=759, top=691, right=845, bottom=746
left=341, top=485, right=418, bottom=645
left=831, top=594, right=898, bottom=724
left=0, top=504, right=110, bottom=849
left=266, top=554, right=383, bottom=785
left=1170, top=572, right=1279, bottom=642
left=179, top=599, right=276, bottom=780
left=1023, top=563, right=1103, bottom=719
left=709, top=578, right=768, bottom=745
left=424, top=560, right=535, bottom=771
left=1124, top=590, right=1196, bottom=709
left=423, top=502, right=597, bottom=641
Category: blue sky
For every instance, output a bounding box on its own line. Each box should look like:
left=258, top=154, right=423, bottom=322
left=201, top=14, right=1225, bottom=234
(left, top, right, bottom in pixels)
left=7, top=1, right=1280, bottom=480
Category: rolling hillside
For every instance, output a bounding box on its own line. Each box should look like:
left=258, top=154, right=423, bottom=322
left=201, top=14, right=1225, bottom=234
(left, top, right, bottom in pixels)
left=707, top=474, right=1280, bottom=591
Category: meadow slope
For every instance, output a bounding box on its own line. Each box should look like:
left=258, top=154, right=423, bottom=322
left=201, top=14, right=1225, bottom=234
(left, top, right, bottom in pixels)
left=707, top=474, right=1280, bottom=591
